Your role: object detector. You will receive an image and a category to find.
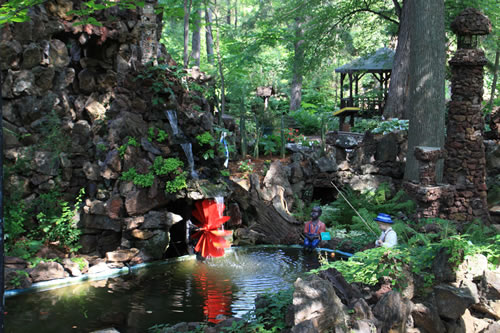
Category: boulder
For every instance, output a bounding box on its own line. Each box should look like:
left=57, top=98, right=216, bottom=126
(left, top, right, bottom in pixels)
left=0, top=40, right=22, bottom=70
left=372, top=291, right=412, bottom=333
left=293, top=275, right=348, bottom=332
left=80, top=214, right=122, bottom=232
left=455, top=253, right=488, bottom=282
left=5, top=268, right=32, bottom=290
left=434, top=284, right=476, bottom=320
left=432, top=247, right=458, bottom=283
left=29, top=261, right=67, bottom=282
left=412, top=302, right=446, bottom=333
left=5, top=256, right=28, bottom=270
left=481, top=269, right=500, bottom=299
left=134, top=230, right=169, bottom=260
left=105, top=248, right=140, bottom=262
left=49, top=39, right=70, bottom=67
left=88, top=262, right=111, bottom=275
left=62, top=258, right=82, bottom=277
left=124, top=188, right=169, bottom=216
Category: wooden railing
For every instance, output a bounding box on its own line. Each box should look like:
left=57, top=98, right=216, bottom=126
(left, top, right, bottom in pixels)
left=340, top=95, right=385, bottom=117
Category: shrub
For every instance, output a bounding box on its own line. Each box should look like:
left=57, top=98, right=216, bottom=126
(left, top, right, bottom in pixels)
left=32, top=188, right=85, bottom=252
left=238, top=159, right=254, bottom=173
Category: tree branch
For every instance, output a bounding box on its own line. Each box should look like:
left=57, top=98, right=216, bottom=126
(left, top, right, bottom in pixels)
left=392, top=0, right=402, bottom=19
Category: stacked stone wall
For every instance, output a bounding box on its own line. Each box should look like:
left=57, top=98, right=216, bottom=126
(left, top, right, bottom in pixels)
left=0, top=1, right=219, bottom=260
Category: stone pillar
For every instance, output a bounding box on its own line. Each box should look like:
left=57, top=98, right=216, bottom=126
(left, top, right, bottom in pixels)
left=139, top=0, right=159, bottom=66
left=404, top=147, right=453, bottom=219
left=444, top=8, right=491, bottom=223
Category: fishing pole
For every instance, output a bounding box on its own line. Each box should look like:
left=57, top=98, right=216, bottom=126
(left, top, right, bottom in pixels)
left=330, top=180, right=378, bottom=236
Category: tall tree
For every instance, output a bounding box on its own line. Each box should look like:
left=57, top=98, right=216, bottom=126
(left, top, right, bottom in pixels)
left=183, top=0, right=193, bottom=68
left=205, top=2, right=215, bottom=64
left=226, top=0, right=231, bottom=24
left=404, top=0, right=446, bottom=182
left=191, top=8, right=201, bottom=66
left=214, top=0, right=226, bottom=123
left=383, top=0, right=411, bottom=119
left=290, top=16, right=305, bottom=111
left=488, top=48, right=499, bottom=111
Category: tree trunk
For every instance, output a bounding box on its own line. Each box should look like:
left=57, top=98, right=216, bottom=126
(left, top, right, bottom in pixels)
left=234, top=0, right=237, bottom=27
left=214, top=1, right=226, bottom=124
left=404, top=0, right=446, bottom=182
left=0, top=70, right=5, bottom=332
left=488, top=48, right=499, bottom=111
left=240, top=94, right=247, bottom=158
left=226, top=0, right=231, bottom=25
left=230, top=177, right=302, bottom=245
left=191, top=9, right=201, bottom=67
left=204, top=2, right=214, bottom=64
left=290, top=17, right=305, bottom=112
left=183, top=0, right=192, bottom=68
left=384, top=0, right=411, bottom=119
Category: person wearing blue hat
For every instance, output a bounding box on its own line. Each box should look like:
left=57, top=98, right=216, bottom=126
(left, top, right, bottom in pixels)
left=374, top=213, right=397, bottom=248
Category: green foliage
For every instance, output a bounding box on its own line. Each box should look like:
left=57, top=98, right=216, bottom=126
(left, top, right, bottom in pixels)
left=320, top=184, right=415, bottom=231
left=372, top=119, right=409, bottom=134
left=32, top=188, right=85, bottom=252
left=311, top=247, right=412, bottom=289
left=121, top=168, right=155, bottom=188
left=4, top=191, right=28, bottom=251
left=290, top=108, right=322, bottom=135
left=6, top=239, right=43, bottom=261
left=165, top=172, right=188, bottom=194
left=122, top=157, right=187, bottom=194
left=260, top=134, right=280, bottom=156
left=196, top=132, right=216, bottom=160
left=118, top=136, right=139, bottom=158
left=0, top=0, right=45, bottom=25
left=238, top=159, right=254, bottom=173
left=68, top=0, right=146, bottom=26
left=134, top=62, right=187, bottom=106
left=148, top=127, right=168, bottom=143
left=36, top=110, right=71, bottom=159
left=96, top=143, right=107, bottom=152
left=71, top=257, right=88, bottom=271
left=196, top=132, right=216, bottom=147
left=9, top=270, right=29, bottom=288
left=352, top=118, right=409, bottom=134
left=220, top=170, right=230, bottom=177
left=153, top=156, right=184, bottom=176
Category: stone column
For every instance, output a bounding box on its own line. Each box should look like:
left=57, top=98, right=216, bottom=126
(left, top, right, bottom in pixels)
left=404, top=147, right=453, bottom=219
left=444, top=8, right=491, bottom=223
left=139, top=0, right=159, bottom=66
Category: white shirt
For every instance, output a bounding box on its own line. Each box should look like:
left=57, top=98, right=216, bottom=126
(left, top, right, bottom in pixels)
left=375, top=227, right=397, bottom=248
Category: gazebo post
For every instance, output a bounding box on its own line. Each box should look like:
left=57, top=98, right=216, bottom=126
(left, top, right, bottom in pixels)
left=355, top=74, right=359, bottom=99
left=348, top=73, right=353, bottom=106
left=340, top=73, right=345, bottom=107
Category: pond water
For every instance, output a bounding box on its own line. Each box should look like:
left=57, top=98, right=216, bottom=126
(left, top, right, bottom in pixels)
left=5, top=246, right=321, bottom=333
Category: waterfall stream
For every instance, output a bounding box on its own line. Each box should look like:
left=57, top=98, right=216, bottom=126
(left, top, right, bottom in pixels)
left=165, top=110, right=198, bottom=179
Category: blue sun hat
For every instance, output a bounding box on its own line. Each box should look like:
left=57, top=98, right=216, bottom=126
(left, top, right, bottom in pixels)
left=374, top=213, right=393, bottom=224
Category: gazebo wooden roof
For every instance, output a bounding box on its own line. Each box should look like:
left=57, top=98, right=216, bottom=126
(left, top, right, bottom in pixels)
left=334, top=47, right=394, bottom=130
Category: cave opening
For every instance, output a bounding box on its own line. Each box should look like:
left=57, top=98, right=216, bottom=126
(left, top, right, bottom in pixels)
left=311, top=186, right=338, bottom=205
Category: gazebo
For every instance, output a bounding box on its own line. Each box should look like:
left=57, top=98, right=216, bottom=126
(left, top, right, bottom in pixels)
left=334, top=47, right=394, bottom=130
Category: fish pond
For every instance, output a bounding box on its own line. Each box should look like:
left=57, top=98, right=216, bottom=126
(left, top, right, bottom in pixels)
left=5, top=246, right=322, bottom=333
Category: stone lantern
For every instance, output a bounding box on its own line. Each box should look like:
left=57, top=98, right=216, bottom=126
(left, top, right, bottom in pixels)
left=451, top=8, right=492, bottom=49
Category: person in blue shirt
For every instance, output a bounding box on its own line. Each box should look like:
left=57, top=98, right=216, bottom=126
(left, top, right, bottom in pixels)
left=374, top=213, right=397, bottom=248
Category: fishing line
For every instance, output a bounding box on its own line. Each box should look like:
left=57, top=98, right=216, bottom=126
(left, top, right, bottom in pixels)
left=330, top=180, right=378, bottom=236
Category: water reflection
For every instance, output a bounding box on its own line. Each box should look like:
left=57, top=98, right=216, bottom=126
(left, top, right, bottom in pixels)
left=5, top=246, right=319, bottom=333
left=193, top=262, right=232, bottom=323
